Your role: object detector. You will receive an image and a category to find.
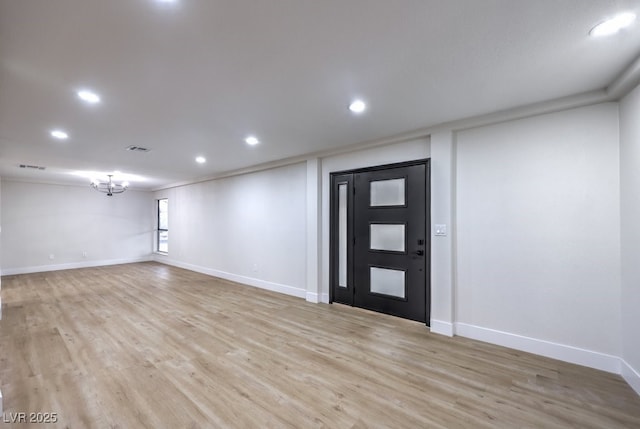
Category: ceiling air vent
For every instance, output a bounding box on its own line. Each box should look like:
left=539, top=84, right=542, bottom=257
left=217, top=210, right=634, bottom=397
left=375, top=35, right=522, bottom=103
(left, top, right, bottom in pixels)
left=19, top=164, right=46, bottom=170
left=125, top=145, right=151, bottom=152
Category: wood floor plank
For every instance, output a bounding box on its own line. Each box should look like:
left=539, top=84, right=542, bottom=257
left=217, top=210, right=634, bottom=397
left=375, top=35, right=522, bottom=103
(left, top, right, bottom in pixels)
left=1, top=262, right=639, bottom=428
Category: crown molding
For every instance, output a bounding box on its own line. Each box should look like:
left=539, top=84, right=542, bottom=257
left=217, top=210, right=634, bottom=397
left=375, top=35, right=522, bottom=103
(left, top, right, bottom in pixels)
left=607, top=54, right=640, bottom=100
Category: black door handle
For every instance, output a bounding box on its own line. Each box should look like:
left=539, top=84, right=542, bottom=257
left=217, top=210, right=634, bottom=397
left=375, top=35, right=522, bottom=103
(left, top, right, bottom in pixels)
left=414, top=250, right=424, bottom=256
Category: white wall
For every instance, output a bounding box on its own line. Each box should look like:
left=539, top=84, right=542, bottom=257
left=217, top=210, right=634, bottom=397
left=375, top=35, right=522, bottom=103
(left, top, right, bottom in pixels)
left=0, top=176, right=2, bottom=315
left=320, top=138, right=431, bottom=303
left=620, top=83, right=640, bottom=394
left=0, top=180, right=153, bottom=274
left=430, top=131, right=455, bottom=335
left=455, top=103, right=621, bottom=366
left=0, top=176, right=2, bottom=280
left=0, top=177, right=2, bottom=411
left=154, top=162, right=308, bottom=298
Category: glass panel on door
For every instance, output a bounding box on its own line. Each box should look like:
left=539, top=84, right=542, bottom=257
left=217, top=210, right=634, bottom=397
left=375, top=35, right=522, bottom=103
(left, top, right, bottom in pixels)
left=370, top=266, right=406, bottom=299
left=370, top=178, right=405, bottom=206
left=369, top=223, right=405, bottom=252
left=338, top=183, right=348, bottom=288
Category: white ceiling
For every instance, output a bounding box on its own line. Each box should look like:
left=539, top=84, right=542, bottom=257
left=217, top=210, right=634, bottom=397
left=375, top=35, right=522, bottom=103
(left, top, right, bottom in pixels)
left=1, top=0, right=640, bottom=190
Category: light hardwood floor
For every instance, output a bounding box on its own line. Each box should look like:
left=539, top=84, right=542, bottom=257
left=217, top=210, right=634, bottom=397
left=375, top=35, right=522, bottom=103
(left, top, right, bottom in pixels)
left=0, top=262, right=639, bottom=428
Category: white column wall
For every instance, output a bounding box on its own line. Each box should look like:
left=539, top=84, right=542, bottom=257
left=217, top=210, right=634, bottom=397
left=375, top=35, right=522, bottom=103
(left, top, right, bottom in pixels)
left=306, top=158, right=323, bottom=303
left=0, top=176, right=2, bottom=322
left=0, top=175, right=2, bottom=316
left=429, top=131, right=455, bottom=335
left=619, top=82, right=640, bottom=395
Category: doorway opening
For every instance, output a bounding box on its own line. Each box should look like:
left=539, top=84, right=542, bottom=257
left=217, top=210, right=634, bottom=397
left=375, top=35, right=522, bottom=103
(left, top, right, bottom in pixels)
left=330, top=159, right=430, bottom=324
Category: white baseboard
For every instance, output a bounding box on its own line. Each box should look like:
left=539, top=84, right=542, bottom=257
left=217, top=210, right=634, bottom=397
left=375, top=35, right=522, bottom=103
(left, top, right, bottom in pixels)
left=306, top=292, right=330, bottom=304
left=622, top=359, right=640, bottom=396
left=155, top=257, right=307, bottom=299
left=305, top=292, right=319, bottom=303
left=0, top=256, right=154, bottom=276
left=455, top=322, right=621, bottom=374
left=430, top=319, right=454, bottom=337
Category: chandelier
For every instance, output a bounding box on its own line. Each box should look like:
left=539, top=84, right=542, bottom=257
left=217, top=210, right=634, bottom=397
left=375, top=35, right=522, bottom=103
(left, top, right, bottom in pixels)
left=91, top=174, right=129, bottom=196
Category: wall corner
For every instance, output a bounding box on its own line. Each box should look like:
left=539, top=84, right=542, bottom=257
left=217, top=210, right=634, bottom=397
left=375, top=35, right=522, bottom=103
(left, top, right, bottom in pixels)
left=429, top=130, right=456, bottom=329
left=306, top=158, right=324, bottom=303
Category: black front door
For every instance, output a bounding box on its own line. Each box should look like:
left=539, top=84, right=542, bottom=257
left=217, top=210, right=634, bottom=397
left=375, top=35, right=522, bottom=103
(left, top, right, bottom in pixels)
left=331, top=160, right=429, bottom=324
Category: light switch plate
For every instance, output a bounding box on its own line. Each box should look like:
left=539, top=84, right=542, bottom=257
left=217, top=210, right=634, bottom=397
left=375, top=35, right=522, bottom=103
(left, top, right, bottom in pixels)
left=434, top=224, right=447, bottom=236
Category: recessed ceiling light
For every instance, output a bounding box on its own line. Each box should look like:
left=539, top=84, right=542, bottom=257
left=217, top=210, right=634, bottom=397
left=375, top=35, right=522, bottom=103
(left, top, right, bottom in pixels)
left=349, top=99, right=367, bottom=114
left=154, top=0, right=180, bottom=8
left=195, top=156, right=206, bottom=164
left=590, top=12, right=636, bottom=37
left=50, top=129, right=69, bottom=140
left=245, top=136, right=260, bottom=146
left=77, top=89, right=101, bottom=104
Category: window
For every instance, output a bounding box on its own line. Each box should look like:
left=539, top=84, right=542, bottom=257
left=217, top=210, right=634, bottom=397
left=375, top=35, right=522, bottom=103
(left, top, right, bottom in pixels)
left=157, top=198, right=168, bottom=253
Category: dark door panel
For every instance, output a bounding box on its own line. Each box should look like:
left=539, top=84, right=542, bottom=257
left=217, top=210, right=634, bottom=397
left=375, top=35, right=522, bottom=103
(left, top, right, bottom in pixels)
left=353, top=164, right=427, bottom=322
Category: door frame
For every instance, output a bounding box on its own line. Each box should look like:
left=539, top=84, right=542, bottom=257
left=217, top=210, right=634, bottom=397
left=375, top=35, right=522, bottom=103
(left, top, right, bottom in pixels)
left=329, top=158, right=431, bottom=325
